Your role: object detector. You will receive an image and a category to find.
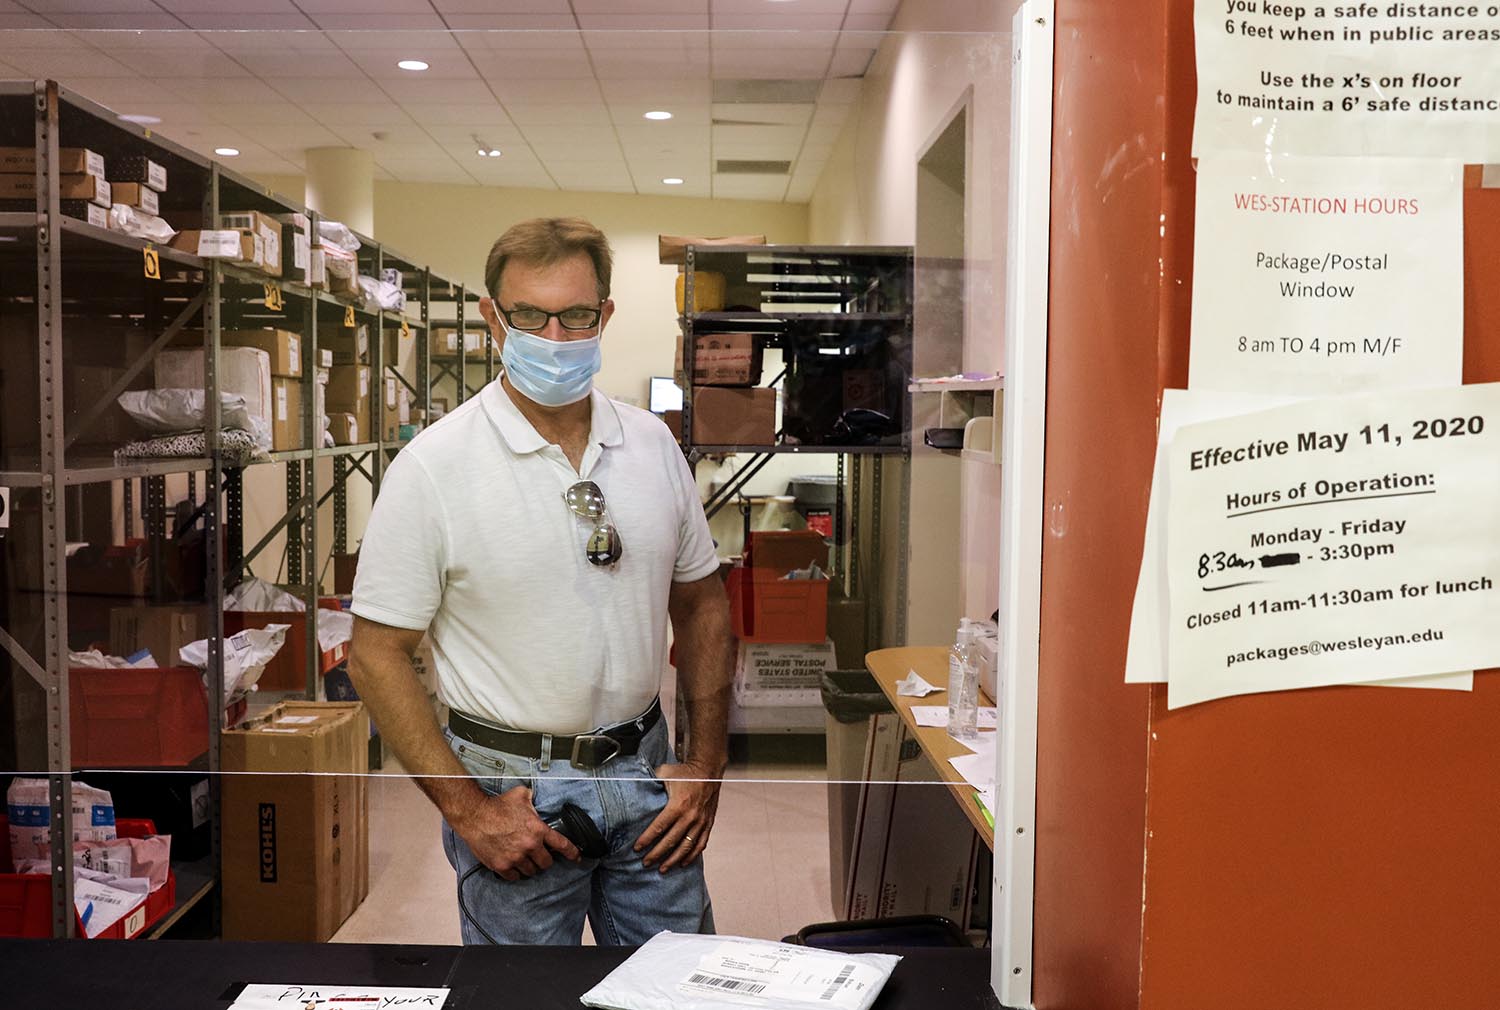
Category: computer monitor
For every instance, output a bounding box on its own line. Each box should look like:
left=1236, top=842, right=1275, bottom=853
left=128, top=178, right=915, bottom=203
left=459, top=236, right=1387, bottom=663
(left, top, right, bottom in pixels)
left=649, top=376, right=683, bottom=414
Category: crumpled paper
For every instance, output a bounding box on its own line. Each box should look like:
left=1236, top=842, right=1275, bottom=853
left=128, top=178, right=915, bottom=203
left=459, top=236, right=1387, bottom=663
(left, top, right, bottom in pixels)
left=896, top=671, right=944, bottom=697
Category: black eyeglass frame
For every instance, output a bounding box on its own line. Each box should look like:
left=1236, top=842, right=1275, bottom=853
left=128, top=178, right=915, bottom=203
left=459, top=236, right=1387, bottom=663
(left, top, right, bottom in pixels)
left=499, top=303, right=604, bottom=332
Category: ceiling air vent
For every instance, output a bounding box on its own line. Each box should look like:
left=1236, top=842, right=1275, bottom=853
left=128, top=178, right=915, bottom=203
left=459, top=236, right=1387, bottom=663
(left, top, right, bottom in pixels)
left=715, top=159, right=792, bottom=175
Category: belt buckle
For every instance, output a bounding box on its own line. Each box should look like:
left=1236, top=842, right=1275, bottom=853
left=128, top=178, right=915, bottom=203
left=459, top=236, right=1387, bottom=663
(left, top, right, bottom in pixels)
left=571, top=734, right=622, bottom=769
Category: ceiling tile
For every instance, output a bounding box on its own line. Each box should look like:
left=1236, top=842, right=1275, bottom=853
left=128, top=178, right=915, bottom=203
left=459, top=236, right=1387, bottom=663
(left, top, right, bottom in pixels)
left=712, top=17, right=842, bottom=33
left=382, top=77, right=496, bottom=103
left=598, top=78, right=708, bottom=103
left=836, top=30, right=886, bottom=50
left=712, top=0, right=846, bottom=11
left=490, top=77, right=599, bottom=103
left=154, top=0, right=298, bottom=10
left=469, top=49, right=593, bottom=79
left=712, top=51, right=828, bottom=79
left=293, top=0, right=434, bottom=10
left=344, top=48, right=477, bottom=78
left=0, top=14, right=51, bottom=27
left=572, top=0, right=704, bottom=10
left=0, top=27, right=93, bottom=47
left=516, top=124, right=610, bottom=146
left=49, top=75, right=184, bottom=104
left=809, top=103, right=849, bottom=128
left=391, top=100, right=509, bottom=124
left=19, top=0, right=158, bottom=10
left=817, top=78, right=861, bottom=103
left=784, top=179, right=814, bottom=202
left=107, top=48, right=254, bottom=77
left=205, top=101, right=320, bottom=126
left=828, top=47, right=873, bottom=77
left=843, top=13, right=896, bottom=30
left=712, top=122, right=804, bottom=146
left=581, top=29, right=707, bottom=50
left=324, top=29, right=460, bottom=49
left=204, top=29, right=338, bottom=50
left=503, top=101, right=612, bottom=126
left=627, top=157, right=712, bottom=180
left=311, top=14, right=450, bottom=30
left=423, top=122, right=525, bottom=144
left=270, top=76, right=391, bottom=103
left=160, top=75, right=285, bottom=101
left=229, top=50, right=367, bottom=77
left=176, top=11, right=317, bottom=28
left=613, top=122, right=705, bottom=146
left=592, top=51, right=708, bottom=80
left=848, top=0, right=899, bottom=12
left=797, top=141, right=834, bottom=162
left=302, top=101, right=415, bottom=125
left=575, top=13, right=708, bottom=30
left=114, top=100, right=221, bottom=124
left=708, top=102, right=810, bottom=125
left=442, top=14, right=576, bottom=31
left=43, top=14, right=186, bottom=29
left=711, top=175, right=787, bottom=200
left=3, top=47, right=134, bottom=75
left=235, top=121, right=339, bottom=146
left=711, top=29, right=840, bottom=50
left=802, top=122, right=842, bottom=147
left=432, top=0, right=571, bottom=11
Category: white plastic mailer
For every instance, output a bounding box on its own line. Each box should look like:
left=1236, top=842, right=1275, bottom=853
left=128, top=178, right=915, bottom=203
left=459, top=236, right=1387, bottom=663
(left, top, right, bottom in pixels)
left=580, top=932, right=900, bottom=1010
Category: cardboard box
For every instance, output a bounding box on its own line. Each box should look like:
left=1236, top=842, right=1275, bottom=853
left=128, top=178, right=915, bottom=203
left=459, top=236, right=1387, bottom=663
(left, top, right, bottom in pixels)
left=429, top=328, right=492, bottom=360
left=733, top=639, right=834, bottom=707
left=0, top=146, right=104, bottom=178
left=221, top=701, right=369, bottom=942
left=308, top=247, right=328, bottom=290
left=110, top=181, right=157, bottom=215
left=156, top=346, right=272, bottom=432
left=223, top=329, right=301, bottom=379
left=318, top=348, right=333, bottom=369
left=675, top=270, right=726, bottom=313
left=328, top=412, right=361, bottom=446
left=109, top=605, right=203, bottom=669
left=220, top=210, right=281, bottom=277
left=691, top=386, right=776, bottom=445
left=875, top=738, right=980, bottom=921
left=658, top=233, right=765, bottom=266
left=273, top=213, right=310, bottom=284
left=845, top=711, right=901, bottom=920
left=111, top=154, right=166, bottom=192
left=675, top=332, right=761, bottom=386
left=271, top=377, right=302, bottom=451
left=323, top=326, right=368, bottom=365
left=326, top=365, right=371, bottom=424
left=170, top=229, right=258, bottom=264
left=0, top=173, right=110, bottom=207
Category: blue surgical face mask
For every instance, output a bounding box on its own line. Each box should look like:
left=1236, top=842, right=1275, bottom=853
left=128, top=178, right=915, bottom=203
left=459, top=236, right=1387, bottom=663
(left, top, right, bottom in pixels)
left=500, top=325, right=602, bottom=407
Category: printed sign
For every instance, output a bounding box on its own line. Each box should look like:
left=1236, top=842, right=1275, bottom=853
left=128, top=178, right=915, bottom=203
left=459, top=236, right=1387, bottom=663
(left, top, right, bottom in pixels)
left=1164, top=384, right=1500, bottom=708
left=1193, top=0, right=1500, bottom=158
left=1190, top=154, right=1463, bottom=395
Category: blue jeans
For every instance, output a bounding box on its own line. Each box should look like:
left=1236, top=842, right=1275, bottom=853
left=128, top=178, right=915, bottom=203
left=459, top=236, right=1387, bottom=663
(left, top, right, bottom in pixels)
left=441, top=715, right=715, bottom=945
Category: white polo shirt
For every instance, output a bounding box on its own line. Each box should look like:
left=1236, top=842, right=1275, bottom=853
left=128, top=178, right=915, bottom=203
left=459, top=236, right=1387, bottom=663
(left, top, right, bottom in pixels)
left=351, top=380, right=719, bottom=734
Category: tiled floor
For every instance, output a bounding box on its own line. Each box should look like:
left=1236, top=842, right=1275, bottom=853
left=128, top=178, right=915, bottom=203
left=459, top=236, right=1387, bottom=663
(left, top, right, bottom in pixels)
left=331, top=741, right=835, bottom=946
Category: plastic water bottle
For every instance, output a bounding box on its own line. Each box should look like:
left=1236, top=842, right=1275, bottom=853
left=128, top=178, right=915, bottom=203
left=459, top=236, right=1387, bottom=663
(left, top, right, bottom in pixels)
left=952, top=624, right=980, bottom=741
left=947, top=619, right=974, bottom=738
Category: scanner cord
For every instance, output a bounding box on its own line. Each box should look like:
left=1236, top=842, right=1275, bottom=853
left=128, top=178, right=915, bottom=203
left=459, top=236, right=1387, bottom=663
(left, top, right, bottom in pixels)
left=458, top=863, right=502, bottom=945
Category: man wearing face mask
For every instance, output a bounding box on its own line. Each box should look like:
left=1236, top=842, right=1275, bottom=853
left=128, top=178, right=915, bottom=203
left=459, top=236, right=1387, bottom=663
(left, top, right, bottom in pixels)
left=348, top=217, right=734, bottom=946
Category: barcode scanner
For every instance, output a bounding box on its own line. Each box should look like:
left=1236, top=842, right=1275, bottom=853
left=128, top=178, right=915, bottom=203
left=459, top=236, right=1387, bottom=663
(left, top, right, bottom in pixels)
left=547, top=802, right=607, bottom=860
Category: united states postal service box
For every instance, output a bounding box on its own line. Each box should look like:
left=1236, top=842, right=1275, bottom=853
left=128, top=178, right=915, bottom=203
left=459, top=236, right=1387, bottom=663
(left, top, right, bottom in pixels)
left=222, top=701, right=369, bottom=941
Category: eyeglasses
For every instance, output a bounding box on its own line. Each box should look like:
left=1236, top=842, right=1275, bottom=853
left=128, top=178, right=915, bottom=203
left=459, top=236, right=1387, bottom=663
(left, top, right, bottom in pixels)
left=564, top=480, right=623, bottom=567
left=501, top=304, right=602, bottom=332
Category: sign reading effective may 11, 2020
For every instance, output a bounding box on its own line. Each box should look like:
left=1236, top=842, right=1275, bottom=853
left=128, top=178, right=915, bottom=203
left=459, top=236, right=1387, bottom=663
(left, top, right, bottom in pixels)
left=1189, top=155, right=1462, bottom=395
left=1165, top=383, right=1500, bottom=709
left=1192, top=0, right=1500, bottom=159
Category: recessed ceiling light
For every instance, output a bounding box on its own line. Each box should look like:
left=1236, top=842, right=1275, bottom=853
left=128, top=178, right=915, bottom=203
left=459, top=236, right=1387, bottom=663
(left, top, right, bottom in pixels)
left=397, top=59, right=429, bottom=71
left=662, top=177, right=684, bottom=185
left=214, top=147, right=240, bottom=157
left=118, top=113, right=160, bottom=125
left=643, top=110, right=673, bottom=121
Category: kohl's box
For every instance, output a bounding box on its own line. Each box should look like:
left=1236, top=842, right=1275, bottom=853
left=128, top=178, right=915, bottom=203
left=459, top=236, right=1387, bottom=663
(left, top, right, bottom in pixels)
left=221, top=701, right=369, bottom=942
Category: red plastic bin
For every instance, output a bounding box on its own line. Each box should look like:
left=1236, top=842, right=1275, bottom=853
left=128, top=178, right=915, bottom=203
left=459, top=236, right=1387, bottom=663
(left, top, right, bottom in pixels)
left=70, top=667, right=247, bottom=768
left=225, top=597, right=345, bottom=692
left=0, top=816, right=177, bottom=939
left=727, top=567, right=830, bottom=644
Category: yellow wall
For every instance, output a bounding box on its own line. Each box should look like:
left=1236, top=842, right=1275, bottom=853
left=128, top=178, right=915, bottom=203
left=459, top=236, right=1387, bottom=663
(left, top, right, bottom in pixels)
left=807, top=12, right=1016, bottom=640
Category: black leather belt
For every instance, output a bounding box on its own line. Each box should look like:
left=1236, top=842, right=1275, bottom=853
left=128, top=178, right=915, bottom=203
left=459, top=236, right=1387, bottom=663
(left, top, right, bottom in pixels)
left=448, top=698, right=661, bottom=769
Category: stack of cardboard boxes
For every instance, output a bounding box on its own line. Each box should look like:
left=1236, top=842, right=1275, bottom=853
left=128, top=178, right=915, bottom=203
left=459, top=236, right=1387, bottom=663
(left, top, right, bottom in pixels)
left=157, top=327, right=307, bottom=451
left=109, top=154, right=169, bottom=227
left=327, top=326, right=371, bottom=446
left=170, top=210, right=283, bottom=275
left=0, top=146, right=112, bottom=227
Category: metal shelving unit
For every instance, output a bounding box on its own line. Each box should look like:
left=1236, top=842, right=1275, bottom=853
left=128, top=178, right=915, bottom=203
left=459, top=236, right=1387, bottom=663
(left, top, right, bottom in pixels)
left=677, top=244, right=914, bottom=742
left=0, top=80, right=470, bottom=939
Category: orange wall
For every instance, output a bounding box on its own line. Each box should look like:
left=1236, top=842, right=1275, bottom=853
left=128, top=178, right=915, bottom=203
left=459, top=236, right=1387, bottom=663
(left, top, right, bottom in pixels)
left=1037, top=0, right=1500, bottom=1004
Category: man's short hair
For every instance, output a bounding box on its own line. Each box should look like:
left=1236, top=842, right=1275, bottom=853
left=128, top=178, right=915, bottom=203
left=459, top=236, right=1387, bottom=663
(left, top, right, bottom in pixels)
left=484, top=217, right=614, bottom=302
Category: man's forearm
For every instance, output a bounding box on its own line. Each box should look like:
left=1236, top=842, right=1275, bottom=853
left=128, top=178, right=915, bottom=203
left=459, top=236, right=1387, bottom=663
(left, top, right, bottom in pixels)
left=348, top=639, right=484, bottom=827
left=672, top=596, right=734, bottom=775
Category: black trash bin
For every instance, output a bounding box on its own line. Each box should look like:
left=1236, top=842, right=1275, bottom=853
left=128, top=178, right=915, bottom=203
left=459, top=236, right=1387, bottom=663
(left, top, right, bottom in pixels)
left=821, top=670, right=894, bottom=915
